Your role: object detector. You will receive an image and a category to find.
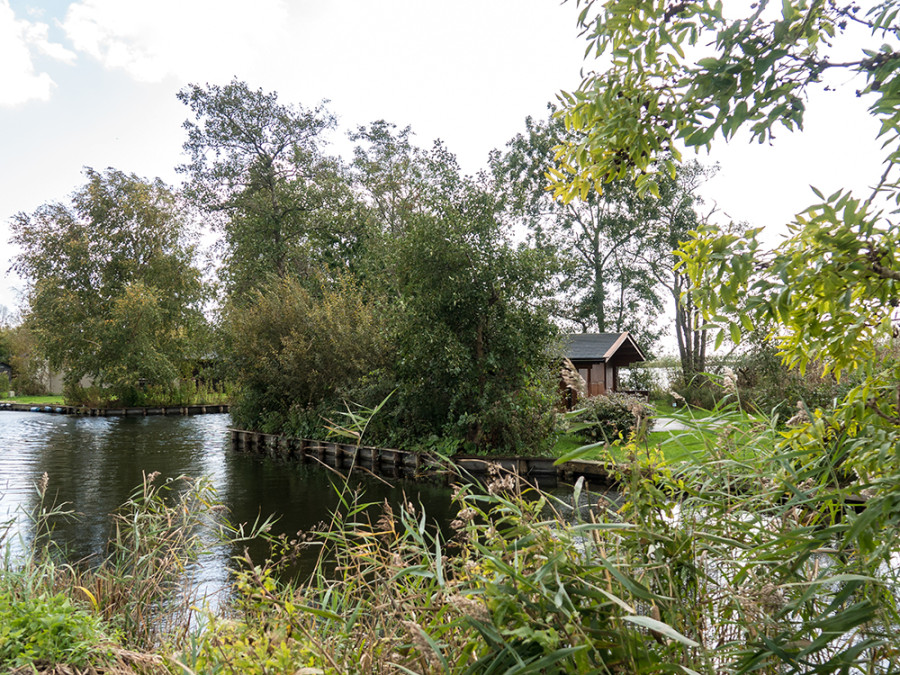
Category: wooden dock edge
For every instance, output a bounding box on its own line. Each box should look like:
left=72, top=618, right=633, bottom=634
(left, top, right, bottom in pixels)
left=0, top=402, right=230, bottom=416
left=228, top=428, right=618, bottom=490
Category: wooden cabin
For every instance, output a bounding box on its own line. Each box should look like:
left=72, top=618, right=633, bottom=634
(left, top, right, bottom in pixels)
left=562, top=332, right=647, bottom=399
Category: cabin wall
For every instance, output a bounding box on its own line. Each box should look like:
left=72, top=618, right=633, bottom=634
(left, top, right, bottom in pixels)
left=572, top=360, right=608, bottom=397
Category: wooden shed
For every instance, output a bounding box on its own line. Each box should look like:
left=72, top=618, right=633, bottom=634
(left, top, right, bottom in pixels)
left=562, top=332, right=647, bottom=399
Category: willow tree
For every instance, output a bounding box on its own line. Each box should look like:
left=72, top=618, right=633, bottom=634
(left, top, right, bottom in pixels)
left=10, top=168, right=207, bottom=402
left=178, top=79, right=364, bottom=301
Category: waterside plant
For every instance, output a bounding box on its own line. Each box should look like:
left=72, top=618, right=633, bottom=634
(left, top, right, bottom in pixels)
left=3, top=402, right=900, bottom=673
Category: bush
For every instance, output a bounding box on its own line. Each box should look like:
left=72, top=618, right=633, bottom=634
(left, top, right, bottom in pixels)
left=64, top=379, right=231, bottom=407
left=572, top=392, right=650, bottom=443
left=227, top=275, right=390, bottom=432
left=0, top=591, right=113, bottom=670
left=732, top=334, right=860, bottom=419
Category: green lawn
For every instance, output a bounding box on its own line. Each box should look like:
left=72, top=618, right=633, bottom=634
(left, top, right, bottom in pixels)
left=553, top=405, right=778, bottom=465
left=0, top=395, right=66, bottom=405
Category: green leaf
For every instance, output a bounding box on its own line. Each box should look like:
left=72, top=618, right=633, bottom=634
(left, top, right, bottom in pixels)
left=623, top=615, right=700, bottom=647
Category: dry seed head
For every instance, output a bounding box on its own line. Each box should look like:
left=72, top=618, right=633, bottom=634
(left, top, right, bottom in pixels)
left=447, top=593, right=490, bottom=622
left=759, top=583, right=786, bottom=614
left=786, top=400, right=811, bottom=427
left=722, top=366, right=737, bottom=393
left=487, top=474, right=516, bottom=495
left=401, top=620, right=441, bottom=670
left=38, top=472, right=49, bottom=497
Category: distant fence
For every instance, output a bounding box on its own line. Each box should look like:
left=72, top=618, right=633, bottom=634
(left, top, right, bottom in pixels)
left=0, top=403, right=229, bottom=416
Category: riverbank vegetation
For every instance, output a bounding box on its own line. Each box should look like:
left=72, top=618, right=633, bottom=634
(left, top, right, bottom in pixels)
left=3, top=399, right=899, bottom=674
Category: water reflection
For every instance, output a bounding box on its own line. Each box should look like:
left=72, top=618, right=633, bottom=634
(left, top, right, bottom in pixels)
left=0, top=411, right=457, bottom=593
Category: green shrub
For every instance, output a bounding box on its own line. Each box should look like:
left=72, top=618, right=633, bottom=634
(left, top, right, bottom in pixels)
left=571, top=392, right=650, bottom=443
left=0, top=591, right=113, bottom=669
left=227, top=275, right=390, bottom=433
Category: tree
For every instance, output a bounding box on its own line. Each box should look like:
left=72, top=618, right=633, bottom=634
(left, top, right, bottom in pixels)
left=178, top=79, right=364, bottom=300
left=10, top=168, right=207, bottom=402
left=387, top=143, right=560, bottom=453
left=555, top=0, right=900, bottom=416
left=639, top=160, right=721, bottom=381
left=555, top=2, right=900, bottom=669
left=350, top=121, right=429, bottom=238
left=495, top=111, right=713, bottom=363
left=227, top=275, right=390, bottom=435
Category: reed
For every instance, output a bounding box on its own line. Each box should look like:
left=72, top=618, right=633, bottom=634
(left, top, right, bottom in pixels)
left=179, top=401, right=900, bottom=673
left=0, top=473, right=227, bottom=673
left=4, top=400, right=900, bottom=673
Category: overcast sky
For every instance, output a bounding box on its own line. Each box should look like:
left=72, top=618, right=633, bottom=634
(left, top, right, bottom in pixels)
left=0, top=0, right=890, bottom=320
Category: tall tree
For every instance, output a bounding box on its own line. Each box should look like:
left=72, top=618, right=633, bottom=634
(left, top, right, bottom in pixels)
left=554, top=3, right=900, bottom=667
left=349, top=131, right=561, bottom=451
left=350, top=121, right=429, bottom=238
left=493, top=111, right=706, bottom=352
left=10, top=168, right=207, bottom=401
left=638, top=160, right=719, bottom=380
left=178, top=79, right=363, bottom=300
left=389, top=147, right=559, bottom=452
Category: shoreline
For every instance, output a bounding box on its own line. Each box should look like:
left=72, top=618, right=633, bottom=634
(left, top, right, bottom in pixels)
left=0, top=402, right=230, bottom=416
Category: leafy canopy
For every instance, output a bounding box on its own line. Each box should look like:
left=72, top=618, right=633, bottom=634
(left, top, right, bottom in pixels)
left=10, top=168, right=207, bottom=400
left=178, top=79, right=363, bottom=300
left=557, top=0, right=900, bottom=520
left=554, top=1, right=900, bottom=200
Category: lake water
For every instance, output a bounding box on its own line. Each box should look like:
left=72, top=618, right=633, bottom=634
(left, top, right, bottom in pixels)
left=0, top=411, right=460, bottom=595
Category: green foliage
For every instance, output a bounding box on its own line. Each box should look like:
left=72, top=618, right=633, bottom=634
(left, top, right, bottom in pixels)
left=553, top=1, right=900, bottom=199
left=495, top=110, right=707, bottom=351
left=179, top=79, right=366, bottom=301
left=2, top=324, right=48, bottom=396
left=617, top=363, right=663, bottom=397
left=387, top=153, right=560, bottom=453
left=571, top=392, right=650, bottom=443
left=63, top=379, right=229, bottom=408
left=227, top=275, right=390, bottom=434
left=733, top=332, right=856, bottom=418
left=178, top=611, right=322, bottom=675
left=554, top=3, right=900, bottom=670
left=0, top=591, right=113, bottom=670
left=10, top=168, right=208, bottom=402
left=0, top=326, right=11, bottom=365
left=204, top=410, right=900, bottom=673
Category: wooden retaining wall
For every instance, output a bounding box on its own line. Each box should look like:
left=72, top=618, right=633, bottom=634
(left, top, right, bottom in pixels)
left=229, top=428, right=618, bottom=490
left=0, top=402, right=229, bottom=416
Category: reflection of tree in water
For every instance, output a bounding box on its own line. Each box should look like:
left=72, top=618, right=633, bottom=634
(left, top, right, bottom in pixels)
left=0, top=411, right=458, bottom=587
left=4, top=414, right=227, bottom=563
left=220, top=452, right=459, bottom=580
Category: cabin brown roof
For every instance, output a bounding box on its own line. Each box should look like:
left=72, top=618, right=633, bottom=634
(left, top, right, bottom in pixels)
left=562, top=332, right=646, bottom=365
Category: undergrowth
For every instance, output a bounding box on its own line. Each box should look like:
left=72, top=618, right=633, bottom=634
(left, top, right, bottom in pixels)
left=3, top=400, right=900, bottom=673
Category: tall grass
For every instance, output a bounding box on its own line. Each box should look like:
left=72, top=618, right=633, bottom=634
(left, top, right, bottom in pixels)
left=0, top=473, right=235, bottom=673
left=3, top=400, right=900, bottom=673
left=177, top=401, right=900, bottom=674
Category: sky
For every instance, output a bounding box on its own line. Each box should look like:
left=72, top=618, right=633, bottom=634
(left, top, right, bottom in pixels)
left=0, top=0, right=891, bottom=320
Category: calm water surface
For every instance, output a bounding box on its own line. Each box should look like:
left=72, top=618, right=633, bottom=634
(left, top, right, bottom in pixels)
left=0, top=411, right=458, bottom=595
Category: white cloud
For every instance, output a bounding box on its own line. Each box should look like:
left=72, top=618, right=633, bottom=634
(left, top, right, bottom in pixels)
left=0, top=0, right=76, bottom=107
left=63, top=0, right=291, bottom=83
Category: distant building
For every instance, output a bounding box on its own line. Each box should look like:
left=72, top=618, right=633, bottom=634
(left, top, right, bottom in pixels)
left=562, top=332, right=646, bottom=400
